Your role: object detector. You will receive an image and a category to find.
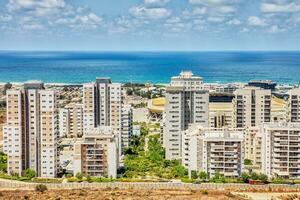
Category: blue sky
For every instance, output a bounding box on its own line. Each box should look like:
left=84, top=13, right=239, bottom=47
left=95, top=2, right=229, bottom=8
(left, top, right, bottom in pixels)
left=0, top=0, right=300, bottom=51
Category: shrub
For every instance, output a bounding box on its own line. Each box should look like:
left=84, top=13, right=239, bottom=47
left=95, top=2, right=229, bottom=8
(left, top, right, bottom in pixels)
left=35, top=184, right=47, bottom=193
left=25, top=169, right=36, bottom=179
left=198, top=171, right=207, bottom=180
left=201, top=190, right=208, bottom=195
left=75, top=172, right=83, bottom=180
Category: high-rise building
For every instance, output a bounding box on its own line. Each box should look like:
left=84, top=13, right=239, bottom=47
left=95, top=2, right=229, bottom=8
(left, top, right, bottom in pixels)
left=244, top=127, right=262, bottom=170
left=83, top=78, right=132, bottom=155
left=59, top=103, right=84, bottom=138
left=73, top=126, right=118, bottom=178
left=261, top=123, right=300, bottom=179
left=209, top=102, right=233, bottom=128
left=233, top=87, right=271, bottom=128
left=3, top=81, right=58, bottom=177
left=163, top=71, right=209, bottom=160
left=183, top=126, right=244, bottom=178
left=286, top=88, right=300, bottom=123
left=121, top=105, right=133, bottom=151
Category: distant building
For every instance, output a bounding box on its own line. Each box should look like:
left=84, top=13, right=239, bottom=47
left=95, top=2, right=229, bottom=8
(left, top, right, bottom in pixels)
left=209, top=102, right=233, bottom=128
left=59, top=103, right=84, bottom=138
left=248, top=80, right=277, bottom=91
left=286, top=88, right=300, bottom=123
left=83, top=78, right=132, bottom=155
left=132, top=125, right=141, bottom=136
left=73, top=127, right=118, bottom=178
left=215, top=84, right=238, bottom=94
left=163, top=71, right=209, bottom=160
left=261, top=123, right=300, bottom=179
left=3, top=81, right=59, bottom=177
left=233, top=87, right=271, bottom=128
left=244, top=127, right=262, bottom=170
left=183, top=126, right=244, bottom=178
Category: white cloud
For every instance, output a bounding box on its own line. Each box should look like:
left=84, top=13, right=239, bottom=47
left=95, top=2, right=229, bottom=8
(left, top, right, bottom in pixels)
left=261, top=2, right=300, bottom=13
left=129, top=6, right=171, bottom=19
left=7, top=0, right=66, bottom=13
left=0, top=15, right=13, bottom=22
left=240, top=27, right=249, bottom=33
left=55, top=13, right=102, bottom=29
left=192, top=7, right=207, bottom=15
left=216, top=5, right=236, bottom=13
left=248, top=16, right=267, bottom=26
left=22, top=23, right=44, bottom=30
left=227, top=18, right=241, bottom=25
left=208, top=16, right=225, bottom=22
left=144, top=0, right=170, bottom=5
left=189, top=0, right=237, bottom=6
left=268, top=25, right=285, bottom=33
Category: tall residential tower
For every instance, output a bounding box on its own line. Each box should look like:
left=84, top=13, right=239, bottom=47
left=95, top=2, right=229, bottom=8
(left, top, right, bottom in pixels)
left=3, top=81, right=59, bottom=177
left=163, top=71, right=209, bottom=160
left=83, top=78, right=132, bottom=155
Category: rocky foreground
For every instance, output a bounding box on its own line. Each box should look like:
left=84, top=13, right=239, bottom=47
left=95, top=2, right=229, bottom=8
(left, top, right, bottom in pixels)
left=0, top=188, right=243, bottom=200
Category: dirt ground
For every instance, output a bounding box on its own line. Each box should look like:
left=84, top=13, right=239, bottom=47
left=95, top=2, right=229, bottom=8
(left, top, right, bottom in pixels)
left=0, top=188, right=243, bottom=200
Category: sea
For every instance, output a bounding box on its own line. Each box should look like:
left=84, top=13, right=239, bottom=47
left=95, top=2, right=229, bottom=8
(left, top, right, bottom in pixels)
left=0, top=51, right=300, bottom=84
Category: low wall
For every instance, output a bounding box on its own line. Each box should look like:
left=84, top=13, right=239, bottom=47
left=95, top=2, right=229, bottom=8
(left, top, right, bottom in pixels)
left=1, top=179, right=300, bottom=191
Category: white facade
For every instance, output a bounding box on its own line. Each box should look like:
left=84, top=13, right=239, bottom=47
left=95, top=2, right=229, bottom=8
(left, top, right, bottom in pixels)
left=183, top=126, right=244, bottom=178
left=163, top=71, right=209, bottom=160
left=233, top=87, right=271, bottom=128
left=3, top=82, right=58, bottom=177
left=83, top=78, right=132, bottom=155
left=59, top=103, right=84, bottom=138
left=73, top=126, right=118, bottom=178
left=244, top=127, right=262, bottom=169
left=287, top=88, right=300, bottom=123
left=261, top=123, right=300, bottom=179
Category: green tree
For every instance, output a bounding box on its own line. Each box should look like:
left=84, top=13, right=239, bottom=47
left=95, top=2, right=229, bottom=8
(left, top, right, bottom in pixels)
left=244, top=159, right=253, bottom=165
left=241, top=172, right=250, bottom=183
left=75, top=172, right=83, bottom=180
left=258, top=173, right=268, bottom=182
left=250, top=172, right=259, bottom=180
left=199, top=171, right=208, bottom=180
left=25, top=168, right=36, bottom=179
left=191, top=170, right=198, bottom=179
left=0, top=152, right=7, bottom=173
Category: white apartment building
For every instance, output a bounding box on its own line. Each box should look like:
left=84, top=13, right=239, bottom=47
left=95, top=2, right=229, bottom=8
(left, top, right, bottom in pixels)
left=163, top=71, right=209, bottom=160
left=261, top=123, right=300, bottom=179
left=121, top=105, right=133, bottom=151
left=286, top=88, right=300, bottom=123
left=244, top=127, right=262, bottom=169
left=209, top=102, right=233, bottom=128
left=233, top=87, right=271, bottom=128
left=83, top=78, right=132, bottom=155
left=183, top=126, right=244, bottom=178
left=3, top=81, right=58, bottom=177
left=73, top=126, right=118, bottom=178
left=59, top=103, right=84, bottom=138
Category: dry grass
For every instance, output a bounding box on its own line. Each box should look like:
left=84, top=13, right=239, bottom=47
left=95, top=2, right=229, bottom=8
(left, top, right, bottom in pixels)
left=279, top=194, right=300, bottom=200
left=0, top=188, right=244, bottom=200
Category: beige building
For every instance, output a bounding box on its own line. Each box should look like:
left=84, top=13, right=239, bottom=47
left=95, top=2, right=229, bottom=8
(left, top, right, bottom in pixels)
left=163, top=71, right=209, bottom=160
left=233, top=87, right=271, bottom=128
left=244, top=127, right=262, bottom=169
left=59, top=103, right=84, bottom=138
left=271, top=96, right=286, bottom=123
left=286, top=88, right=300, bottom=123
left=209, top=102, right=233, bottom=128
left=83, top=78, right=132, bottom=155
left=183, top=126, right=244, bottom=178
left=261, top=123, right=300, bottom=179
left=73, top=127, right=118, bottom=178
left=3, top=81, right=58, bottom=177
